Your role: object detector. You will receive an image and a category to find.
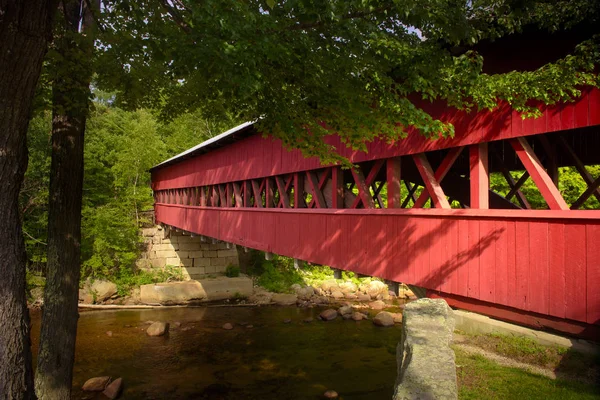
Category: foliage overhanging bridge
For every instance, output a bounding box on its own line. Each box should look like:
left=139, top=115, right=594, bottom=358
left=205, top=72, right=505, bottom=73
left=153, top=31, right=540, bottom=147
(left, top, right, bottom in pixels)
left=151, top=87, right=600, bottom=340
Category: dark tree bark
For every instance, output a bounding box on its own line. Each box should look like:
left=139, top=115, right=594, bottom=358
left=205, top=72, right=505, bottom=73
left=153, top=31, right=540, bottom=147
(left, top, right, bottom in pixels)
left=35, top=1, right=95, bottom=398
left=0, top=1, right=55, bottom=399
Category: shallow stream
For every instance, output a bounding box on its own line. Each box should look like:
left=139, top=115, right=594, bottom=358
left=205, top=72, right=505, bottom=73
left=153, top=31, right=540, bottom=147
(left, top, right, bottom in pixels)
left=31, top=306, right=401, bottom=399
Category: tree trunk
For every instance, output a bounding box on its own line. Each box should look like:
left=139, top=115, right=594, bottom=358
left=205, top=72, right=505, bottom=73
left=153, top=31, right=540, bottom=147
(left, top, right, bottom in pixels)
left=35, top=1, right=94, bottom=398
left=0, top=1, right=55, bottom=399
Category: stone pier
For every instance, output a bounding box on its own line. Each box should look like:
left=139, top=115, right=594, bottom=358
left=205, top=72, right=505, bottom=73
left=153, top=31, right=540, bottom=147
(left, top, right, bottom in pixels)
left=137, top=226, right=239, bottom=280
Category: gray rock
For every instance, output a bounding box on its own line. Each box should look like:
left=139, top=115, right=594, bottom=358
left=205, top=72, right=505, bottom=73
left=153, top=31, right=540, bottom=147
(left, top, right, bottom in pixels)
left=141, top=277, right=253, bottom=305
left=324, top=389, right=338, bottom=398
left=272, top=293, right=298, bottom=305
left=330, top=290, right=345, bottom=299
left=90, top=280, right=118, bottom=303
left=338, top=281, right=357, bottom=294
left=342, top=313, right=352, bottom=320
left=351, top=312, right=365, bottom=321
left=368, top=300, right=386, bottom=310
left=373, top=311, right=394, bottom=327
left=393, top=299, right=456, bottom=400
left=320, top=279, right=339, bottom=293
left=297, top=286, right=315, bottom=300
left=319, top=309, right=338, bottom=321
left=357, top=293, right=371, bottom=302
left=338, top=305, right=353, bottom=316
left=102, top=377, right=123, bottom=399
left=146, top=322, right=169, bottom=336
left=82, top=376, right=111, bottom=391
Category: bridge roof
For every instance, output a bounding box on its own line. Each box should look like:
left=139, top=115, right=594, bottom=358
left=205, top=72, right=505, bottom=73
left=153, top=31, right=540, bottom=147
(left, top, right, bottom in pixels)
left=151, top=121, right=256, bottom=172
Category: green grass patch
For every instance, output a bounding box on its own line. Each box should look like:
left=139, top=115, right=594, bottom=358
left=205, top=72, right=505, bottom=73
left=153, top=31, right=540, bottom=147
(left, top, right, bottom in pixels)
left=455, top=348, right=600, bottom=400
left=113, top=265, right=185, bottom=296
left=251, top=256, right=304, bottom=293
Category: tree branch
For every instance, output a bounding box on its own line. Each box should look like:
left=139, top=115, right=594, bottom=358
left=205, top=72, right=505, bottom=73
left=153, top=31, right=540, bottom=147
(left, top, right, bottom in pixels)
left=159, top=0, right=192, bottom=34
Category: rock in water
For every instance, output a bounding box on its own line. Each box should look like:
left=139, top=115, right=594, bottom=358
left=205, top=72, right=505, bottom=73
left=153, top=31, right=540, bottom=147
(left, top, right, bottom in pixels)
left=368, top=300, right=386, bottom=310
left=393, top=299, right=457, bottom=400
left=271, top=293, right=298, bottom=305
left=146, top=321, right=169, bottom=337
left=337, top=305, right=353, bottom=316
left=373, top=311, right=394, bottom=327
left=324, top=389, right=339, bottom=398
left=319, top=309, right=337, bottom=321
left=82, top=376, right=111, bottom=391
left=103, top=377, right=123, bottom=399
left=90, top=280, right=118, bottom=302
left=222, top=323, right=234, bottom=330
left=351, top=312, right=365, bottom=321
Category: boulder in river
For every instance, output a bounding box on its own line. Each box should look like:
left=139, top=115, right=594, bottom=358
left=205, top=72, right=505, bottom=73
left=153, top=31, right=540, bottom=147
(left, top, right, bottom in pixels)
left=146, top=321, right=169, bottom=336
left=103, top=377, right=123, bottom=399
left=373, top=311, right=395, bottom=327
left=222, top=323, right=234, bottom=330
left=338, top=305, right=353, bottom=316
left=272, top=293, right=298, bottom=305
left=368, top=300, right=386, bottom=310
left=90, top=280, right=118, bottom=302
left=324, top=389, right=339, bottom=398
left=82, top=376, right=111, bottom=391
left=351, top=312, right=365, bottom=321
left=319, top=309, right=338, bottom=321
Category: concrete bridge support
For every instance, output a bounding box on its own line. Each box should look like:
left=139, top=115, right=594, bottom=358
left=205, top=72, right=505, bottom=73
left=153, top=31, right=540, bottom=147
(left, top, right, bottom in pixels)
left=139, top=225, right=239, bottom=280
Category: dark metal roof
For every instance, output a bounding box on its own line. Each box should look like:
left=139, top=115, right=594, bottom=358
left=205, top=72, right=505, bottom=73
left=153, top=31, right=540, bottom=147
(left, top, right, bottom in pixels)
left=150, top=121, right=256, bottom=172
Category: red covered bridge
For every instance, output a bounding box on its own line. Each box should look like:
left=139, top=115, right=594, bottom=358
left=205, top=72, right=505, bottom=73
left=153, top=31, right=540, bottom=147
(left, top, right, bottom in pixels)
left=151, top=87, right=600, bottom=340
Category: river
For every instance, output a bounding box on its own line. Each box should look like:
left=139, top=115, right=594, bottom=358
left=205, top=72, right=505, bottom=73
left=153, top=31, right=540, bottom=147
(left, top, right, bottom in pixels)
left=30, top=306, right=401, bottom=399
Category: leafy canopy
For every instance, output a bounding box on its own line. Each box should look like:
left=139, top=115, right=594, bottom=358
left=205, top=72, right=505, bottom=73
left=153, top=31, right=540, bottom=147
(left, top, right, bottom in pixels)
left=95, top=0, right=599, bottom=164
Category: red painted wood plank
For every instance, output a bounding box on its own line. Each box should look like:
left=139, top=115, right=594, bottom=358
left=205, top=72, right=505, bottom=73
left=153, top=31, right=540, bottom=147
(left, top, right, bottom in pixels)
left=443, top=218, right=459, bottom=295
left=467, top=219, right=480, bottom=299
left=586, top=223, right=600, bottom=324
left=456, top=219, right=470, bottom=297
left=547, top=223, right=566, bottom=319
left=428, top=219, right=444, bottom=290
left=479, top=219, right=496, bottom=303
left=547, top=104, right=562, bottom=132
left=590, top=87, right=600, bottom=126
left=514, top=221, right=530, bottom=310
left=494, top=220, right=508, bottom=306
left=564, top=222, right=587, bottom=322
left=528, top=222, right=549, bottom=315
left=573, top=91, right=589, bottom=130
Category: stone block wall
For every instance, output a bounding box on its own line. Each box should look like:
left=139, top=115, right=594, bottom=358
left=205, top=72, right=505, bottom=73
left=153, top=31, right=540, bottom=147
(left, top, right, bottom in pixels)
left=138, top=226, right=240, bottom=280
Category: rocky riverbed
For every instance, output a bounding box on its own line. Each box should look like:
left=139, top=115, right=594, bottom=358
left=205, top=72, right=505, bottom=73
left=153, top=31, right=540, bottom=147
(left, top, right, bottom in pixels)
left=30, top=304, right=405, bottom=399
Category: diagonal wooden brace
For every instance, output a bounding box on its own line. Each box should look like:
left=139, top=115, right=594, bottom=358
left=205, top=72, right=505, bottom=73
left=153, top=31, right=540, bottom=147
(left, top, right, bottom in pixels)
left=412, top=153, right=450, bottom=209
left=510, top=137, right=568, bottom=210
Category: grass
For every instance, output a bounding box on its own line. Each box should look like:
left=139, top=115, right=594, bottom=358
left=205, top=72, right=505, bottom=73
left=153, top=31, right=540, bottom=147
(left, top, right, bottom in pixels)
left=112, top=264, right=185, bottom=296
left=455, top=348, right=600, bottom=400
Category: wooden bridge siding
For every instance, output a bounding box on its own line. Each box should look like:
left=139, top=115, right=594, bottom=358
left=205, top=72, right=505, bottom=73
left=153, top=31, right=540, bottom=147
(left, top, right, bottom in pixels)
left=155, top=204, right=600, bottom=326
left=152, top=88, right=599, bottom=191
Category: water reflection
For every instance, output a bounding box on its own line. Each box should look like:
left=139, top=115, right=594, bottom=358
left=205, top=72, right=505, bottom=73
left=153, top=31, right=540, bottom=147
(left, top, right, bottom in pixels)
left=31, top=306, right=400, bottom=399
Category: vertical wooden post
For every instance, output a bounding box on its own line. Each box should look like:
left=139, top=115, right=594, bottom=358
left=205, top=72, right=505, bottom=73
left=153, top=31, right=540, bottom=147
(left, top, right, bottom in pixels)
left=243, top=181, right=252, bottom=207
left=386, top=158, right=401, bottom=208
left=225, top=184, right=231, bottom=207
left=200, top=187, right=206, bottom=207
left=265, top=178, right=274, bottom=208
left=294, top=173, right=305, bottom=208
left=470, top=143, right=489, bottom=209
left=331, top=166, right=344, bottom=209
